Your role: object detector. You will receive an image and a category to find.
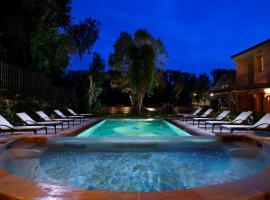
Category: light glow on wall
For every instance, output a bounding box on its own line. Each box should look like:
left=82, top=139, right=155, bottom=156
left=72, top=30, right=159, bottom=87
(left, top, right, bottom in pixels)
left=264, top=88, right=270, bottom=94
left=266, top=95, right=270, bottom=103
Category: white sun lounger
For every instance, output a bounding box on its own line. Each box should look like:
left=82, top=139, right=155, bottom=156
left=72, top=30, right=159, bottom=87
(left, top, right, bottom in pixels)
left=36, top=111, right=74, bottom=128
left=16, top=112, right=64, bottom=133
left=54, top=110, right=83, bottom=124
left=185, top=108, right=213, bottom=123
left=0, top=114, right=47, bottom=135
left=205, top=111, right=252, bottom=132
left=192, top=110, right=230, bottom=127
left=220, top=113, right=270, bottom=133
left=67, top=108, right=92, bottom=118
left=177, top=107, right=202, bottom=119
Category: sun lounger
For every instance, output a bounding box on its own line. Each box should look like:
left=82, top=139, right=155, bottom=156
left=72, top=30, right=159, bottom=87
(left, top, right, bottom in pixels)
left=0, top=114, right=47, bottom=135
left=177, top=107, right=202, bottom=120
left=54, top=110, right=83, bottom=124
left=220, top=113, right=270, bottom=133
left=36, top=111, right=74, bottom=128
left=192, top=110, right=230, bottom=127
left=184, top=108, right=213, bottom=122
left=205, top=111, right=252, bottom=132
left=16, top=112, right=64, bottom=133
left=67, top=108, right=92, bottom=118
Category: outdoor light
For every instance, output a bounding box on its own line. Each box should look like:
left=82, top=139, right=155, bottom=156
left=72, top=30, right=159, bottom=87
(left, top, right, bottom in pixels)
left=146, top=107, right=157, bottom=111
left=267, top=96, right=270, bottom=103
left=210, top=93, right=214, bottom=97
left=264, top=88, right=270, bottom=98
left=264, top=88, right=270, bottom=94
left=193, top=93, right=197, bottom=96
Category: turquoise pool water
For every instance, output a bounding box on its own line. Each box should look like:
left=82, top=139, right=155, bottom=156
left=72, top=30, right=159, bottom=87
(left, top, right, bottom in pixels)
left=1, top=138, right=270, bottom=192
left=77, top=119, right=190, bottom=137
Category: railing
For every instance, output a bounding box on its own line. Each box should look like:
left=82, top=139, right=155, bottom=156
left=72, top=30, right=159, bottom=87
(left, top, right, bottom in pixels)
left=236, top=72, right=270, bottom=86
left=236, top=73, right=250, bottom=87
left=0, top=60, right=74, bottom=99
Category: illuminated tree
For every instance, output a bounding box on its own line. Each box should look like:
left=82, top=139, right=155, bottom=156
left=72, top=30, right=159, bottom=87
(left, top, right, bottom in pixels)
left=109, top=29, right=168, bottom=113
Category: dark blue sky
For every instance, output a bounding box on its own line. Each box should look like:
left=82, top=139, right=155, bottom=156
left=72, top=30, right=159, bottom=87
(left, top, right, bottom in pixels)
left=69, top=0, right=270, bottom=74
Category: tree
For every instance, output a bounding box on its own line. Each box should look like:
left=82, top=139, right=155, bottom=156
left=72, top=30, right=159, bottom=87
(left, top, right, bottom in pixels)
left=0, top=0, right=100, bottom=76
left=211, top=69, right=236, bottom=86
left=194, top=73, right=210, bottom=105
left=66, top=53, right=105, bottom=112
left=30, top=18, right=100, bottom=75
left=87, top=52, right=105, bottom=111
left=30, top=26, right=70, bottom=74
left=109, top=29, right=168, bottom=113
left=0, top=0, right=72, bottom=67
left=67, top=18, right=100, bottom=59
left=66, top=70, right=89, bottom=111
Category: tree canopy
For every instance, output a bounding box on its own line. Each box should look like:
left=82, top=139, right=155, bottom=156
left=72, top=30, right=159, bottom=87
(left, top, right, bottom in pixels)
left=0, top=0, right=100, bottom=75
left=211, top=69, right=236, bottom=86
left=109, top=29, right=168, bottom=113
left=87, top=52, right=106, bottom=111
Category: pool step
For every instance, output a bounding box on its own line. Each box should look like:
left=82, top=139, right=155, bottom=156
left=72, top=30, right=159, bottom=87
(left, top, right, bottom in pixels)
left=229, top=147, right=259, bottom=157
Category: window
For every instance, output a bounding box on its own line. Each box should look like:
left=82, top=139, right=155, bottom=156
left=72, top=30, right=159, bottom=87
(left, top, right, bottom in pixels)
left=258, top=56, right=264, bottom=72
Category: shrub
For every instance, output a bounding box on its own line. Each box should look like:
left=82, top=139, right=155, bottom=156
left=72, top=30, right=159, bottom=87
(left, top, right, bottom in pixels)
left=0, top=97, right=75, bottom=125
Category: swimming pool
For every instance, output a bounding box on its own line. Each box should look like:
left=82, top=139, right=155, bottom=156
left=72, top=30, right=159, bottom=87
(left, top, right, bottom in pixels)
left=1, top=137, right=270, bottom=192
left=77, top=119, right=190, bottom=137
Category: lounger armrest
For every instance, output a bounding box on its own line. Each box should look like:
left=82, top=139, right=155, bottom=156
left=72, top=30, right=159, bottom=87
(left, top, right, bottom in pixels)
left=0, top=124, right=14, bottom=130
left=43, top=117, right=52, bottom=120
left=24, top=120, right=37, bottom=124
left=253, top=123, right=270, bottom=129
left=231, top=119, right=243, bottom=123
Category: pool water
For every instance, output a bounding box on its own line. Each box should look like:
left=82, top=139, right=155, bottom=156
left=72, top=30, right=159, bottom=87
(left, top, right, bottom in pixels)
left=78, top=119, right=190, bottom=137
left=1, top=139, right=270, bottom=192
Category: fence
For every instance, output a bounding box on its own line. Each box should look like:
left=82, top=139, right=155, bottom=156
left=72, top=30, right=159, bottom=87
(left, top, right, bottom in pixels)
left=0, top=60, right=74, bottom=99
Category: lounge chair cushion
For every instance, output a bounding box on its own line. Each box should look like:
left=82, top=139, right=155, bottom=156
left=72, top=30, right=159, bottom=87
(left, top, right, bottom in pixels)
left=206, top=120, right=230, bottom=125
left=221, top=124, right=253, bottom=129
left=193, top=117, right=214, bottom=121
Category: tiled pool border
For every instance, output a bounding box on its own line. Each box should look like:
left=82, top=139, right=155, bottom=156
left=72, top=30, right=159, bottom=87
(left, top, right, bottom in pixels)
left=77, top=118, right=191, bottom=137
left=59, top=117, right=210, bottom=137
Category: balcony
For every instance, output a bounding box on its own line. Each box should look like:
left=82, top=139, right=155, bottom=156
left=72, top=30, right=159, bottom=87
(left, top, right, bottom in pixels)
left=236, top=73, right=250, bottom=87
left=236, top=73, right=249, bottom=87
left=237, top=72, right=270, bottom=87
left=254, top=71, right=268, bottom=84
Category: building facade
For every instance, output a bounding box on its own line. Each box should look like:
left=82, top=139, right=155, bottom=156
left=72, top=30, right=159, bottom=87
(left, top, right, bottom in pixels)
left=212, top=39, right=270, bottom=112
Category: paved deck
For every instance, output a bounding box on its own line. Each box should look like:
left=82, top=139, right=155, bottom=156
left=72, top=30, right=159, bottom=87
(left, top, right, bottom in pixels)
left=0, top=165, right=270, bottom=200
left=168, top=119, right=215, bottom=136
left=171, top=119, right=265, bottom=138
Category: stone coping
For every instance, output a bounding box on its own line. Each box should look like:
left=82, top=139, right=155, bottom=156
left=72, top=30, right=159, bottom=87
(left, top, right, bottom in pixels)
left=165, top=119, right=214, bottom=136
left=1, top=119, right=270, bottom=199
left=0, top=156, right=270, bottom=199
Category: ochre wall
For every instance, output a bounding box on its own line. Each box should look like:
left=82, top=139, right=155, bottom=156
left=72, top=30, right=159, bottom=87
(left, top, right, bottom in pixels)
left=235, top=44, right=270, bottom=86
left=237, top=92, right=255, bottom=111
left=263, top=94, right=270, bottom=113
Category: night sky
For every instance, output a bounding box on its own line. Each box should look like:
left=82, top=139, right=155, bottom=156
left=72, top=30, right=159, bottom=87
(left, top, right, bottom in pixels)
left=70, top=0, right=270, bottom=74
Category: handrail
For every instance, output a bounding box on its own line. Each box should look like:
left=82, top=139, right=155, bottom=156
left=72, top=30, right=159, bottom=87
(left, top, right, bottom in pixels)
left=231, top=119, right=244, bottom=123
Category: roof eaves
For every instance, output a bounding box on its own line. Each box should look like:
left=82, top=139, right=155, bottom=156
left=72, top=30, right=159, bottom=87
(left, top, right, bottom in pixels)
left=231, top=38, right=270, bottom=59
